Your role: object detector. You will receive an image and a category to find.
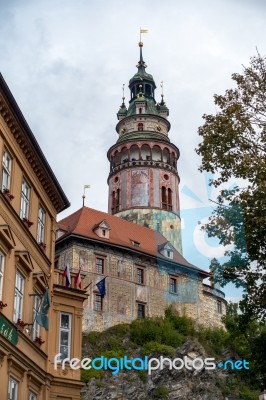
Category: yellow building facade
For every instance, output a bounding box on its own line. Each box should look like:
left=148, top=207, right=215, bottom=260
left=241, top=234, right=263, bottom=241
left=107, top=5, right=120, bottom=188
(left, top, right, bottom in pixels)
left=0, top=74, right=86, bottom=400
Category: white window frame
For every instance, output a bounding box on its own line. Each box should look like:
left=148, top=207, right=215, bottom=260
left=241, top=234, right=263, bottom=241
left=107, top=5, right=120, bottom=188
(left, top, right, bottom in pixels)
left=13, top=270, right=24, bottom=323
left=29, top=391, right=37, bottom=400
left=0, top=251, right=5, bottom=301
left=32, top=293, right=41, bottom=340
left=2, top=149, right=12, bottom=191
left=37, top=206, right=45, bottom=243
left=20, top=179, right=30, bottom=219
left=59, top=313, right=72, bottom=359
left=8, top=377, right=18, bottom=400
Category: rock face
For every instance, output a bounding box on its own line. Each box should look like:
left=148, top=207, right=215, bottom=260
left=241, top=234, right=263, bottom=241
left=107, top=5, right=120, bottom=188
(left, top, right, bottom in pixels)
left=81, top=340, right=231, bottom=400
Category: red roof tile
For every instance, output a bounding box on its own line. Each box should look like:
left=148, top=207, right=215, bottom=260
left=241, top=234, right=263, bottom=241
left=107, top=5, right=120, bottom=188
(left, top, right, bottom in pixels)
left=57, top=207, right=208, bottom=275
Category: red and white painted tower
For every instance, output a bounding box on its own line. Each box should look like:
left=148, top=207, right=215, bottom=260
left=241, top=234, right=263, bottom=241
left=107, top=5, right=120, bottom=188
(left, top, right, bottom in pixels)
left=107, top=41, right=182, bottom=253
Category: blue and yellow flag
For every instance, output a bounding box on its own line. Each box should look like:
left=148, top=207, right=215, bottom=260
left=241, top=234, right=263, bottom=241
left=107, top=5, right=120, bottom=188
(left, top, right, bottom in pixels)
left=96, top=278, right=106, bottom=297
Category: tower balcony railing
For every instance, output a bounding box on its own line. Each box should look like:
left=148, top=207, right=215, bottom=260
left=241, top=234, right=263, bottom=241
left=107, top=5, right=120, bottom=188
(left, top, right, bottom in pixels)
left=110, top=160, right=177, bottom=175
left=202, top=283, right=225, bottom=299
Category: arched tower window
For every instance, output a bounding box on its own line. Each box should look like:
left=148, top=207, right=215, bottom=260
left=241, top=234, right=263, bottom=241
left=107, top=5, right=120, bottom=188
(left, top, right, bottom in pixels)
left=111, top=191, right=116, bottom=214
left=162, top=186, right=167, bottom=210
left=114, top=151, right=120, bottom=167
left=171, top=152, right=176, bottom=167
left=141, top=144, right=151, bottom=161
left=152, top=145, right=162, bottom=161
left=163, top=148, right=170, bottom=164
left=168, top=188, right=172, bottom=211
left=138, top=123, right=144, bottom=131
left=121, top=147, right=129, bottom=163
left=130, top=145, right=140, bottom=161
left=116, top=189, right=120, bottom=213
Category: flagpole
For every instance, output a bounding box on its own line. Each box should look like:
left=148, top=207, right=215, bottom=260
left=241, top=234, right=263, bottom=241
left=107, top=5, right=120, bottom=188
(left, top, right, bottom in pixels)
left=82, top=185, right=91, bottom=207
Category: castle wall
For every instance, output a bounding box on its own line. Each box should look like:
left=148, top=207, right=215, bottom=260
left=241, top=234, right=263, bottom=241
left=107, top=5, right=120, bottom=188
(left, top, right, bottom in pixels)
left=56, top=241, right=226, bottom=332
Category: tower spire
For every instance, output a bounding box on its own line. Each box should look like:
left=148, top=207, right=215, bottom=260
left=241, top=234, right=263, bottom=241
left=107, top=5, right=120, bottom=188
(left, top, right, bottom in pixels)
left=137, top=28, right=148, bottom=73
left=122, top=83, right=125, bottom=106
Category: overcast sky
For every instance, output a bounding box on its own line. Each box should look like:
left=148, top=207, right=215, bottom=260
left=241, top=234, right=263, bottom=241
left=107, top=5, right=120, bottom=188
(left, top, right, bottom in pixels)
left=1, top=0, right=265, bottom=301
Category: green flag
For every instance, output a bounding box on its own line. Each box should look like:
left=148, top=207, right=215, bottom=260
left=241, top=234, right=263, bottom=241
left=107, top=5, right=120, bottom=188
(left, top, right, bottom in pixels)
left=36, top=288, right=50, bottom=331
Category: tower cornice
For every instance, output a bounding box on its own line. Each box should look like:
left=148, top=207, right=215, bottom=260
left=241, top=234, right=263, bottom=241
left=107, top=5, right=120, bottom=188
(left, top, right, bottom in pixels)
left=116, top=113, right=171, bottom=134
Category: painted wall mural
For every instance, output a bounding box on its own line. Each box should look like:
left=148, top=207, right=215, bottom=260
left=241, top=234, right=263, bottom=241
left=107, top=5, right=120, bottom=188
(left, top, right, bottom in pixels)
left=131, top=170, right=149, bottom=206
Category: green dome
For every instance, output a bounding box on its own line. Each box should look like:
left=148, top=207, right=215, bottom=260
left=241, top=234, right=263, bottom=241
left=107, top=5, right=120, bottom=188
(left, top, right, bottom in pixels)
left=118, top=104, right=127, bottom=115
left=129, top=70, right=155, bottom=85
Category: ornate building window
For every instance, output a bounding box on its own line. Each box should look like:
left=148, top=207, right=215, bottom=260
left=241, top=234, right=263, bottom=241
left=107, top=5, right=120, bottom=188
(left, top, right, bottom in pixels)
left=96, top=258, right=104, bottom=274
left=20, top=179, right=30, bottom=219
left=32, top=293, right=41, bottom=340
left=37, top=206, right=45, bottom=243
left=136, top=267, right=144, bottom=284
left=13, top=270, right=24, bottom=323
left=137, top=303, right=145, bottom=318
left=2, top=148, right=12, bottom=191
left=59, top=313, right=72, bottom=359
left=0, top=251, right=5, bottom=301
left=94, top=294, right=103, bottom=311
left=8, top=377, right=18, bottom=400
left=170, top=277, right=177, bottom=293
left=217, top=300, right=222, bottom=314
left=29, top=392, right=37, bottom=400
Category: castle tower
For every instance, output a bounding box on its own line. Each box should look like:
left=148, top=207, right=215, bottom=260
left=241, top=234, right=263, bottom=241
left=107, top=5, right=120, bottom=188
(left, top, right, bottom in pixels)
left=107, top=42, right=182, bottom=253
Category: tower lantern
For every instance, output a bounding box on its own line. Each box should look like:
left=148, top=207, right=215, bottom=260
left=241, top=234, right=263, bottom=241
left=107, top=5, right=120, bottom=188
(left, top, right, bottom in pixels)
left=107, top=41, right=182, bottom=253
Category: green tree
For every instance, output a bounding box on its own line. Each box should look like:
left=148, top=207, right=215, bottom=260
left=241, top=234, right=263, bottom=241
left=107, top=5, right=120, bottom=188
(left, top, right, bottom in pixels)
left=196, top=51, right=266, bottom=322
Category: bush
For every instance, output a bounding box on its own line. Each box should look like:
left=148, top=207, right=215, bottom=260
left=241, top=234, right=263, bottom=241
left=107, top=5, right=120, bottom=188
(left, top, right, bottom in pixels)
left=130, top=317, right=184, bottom=348
left=83, top=331, right=100, bottom=346
left=100, top=336, right=124, bottom=352
left=131, top=318, right=163, bottom=344
left=165, top=306, right=194, bottom=335
left=141, top=341, right=175, bottom=356
left=197, top=327, right=229, bottom=355
left=105, top=323, right=130, bottom=337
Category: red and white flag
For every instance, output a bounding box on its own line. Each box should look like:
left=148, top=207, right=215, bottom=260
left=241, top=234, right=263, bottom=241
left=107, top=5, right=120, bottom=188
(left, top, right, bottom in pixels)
left=74, top=267, right=82, bottom=289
